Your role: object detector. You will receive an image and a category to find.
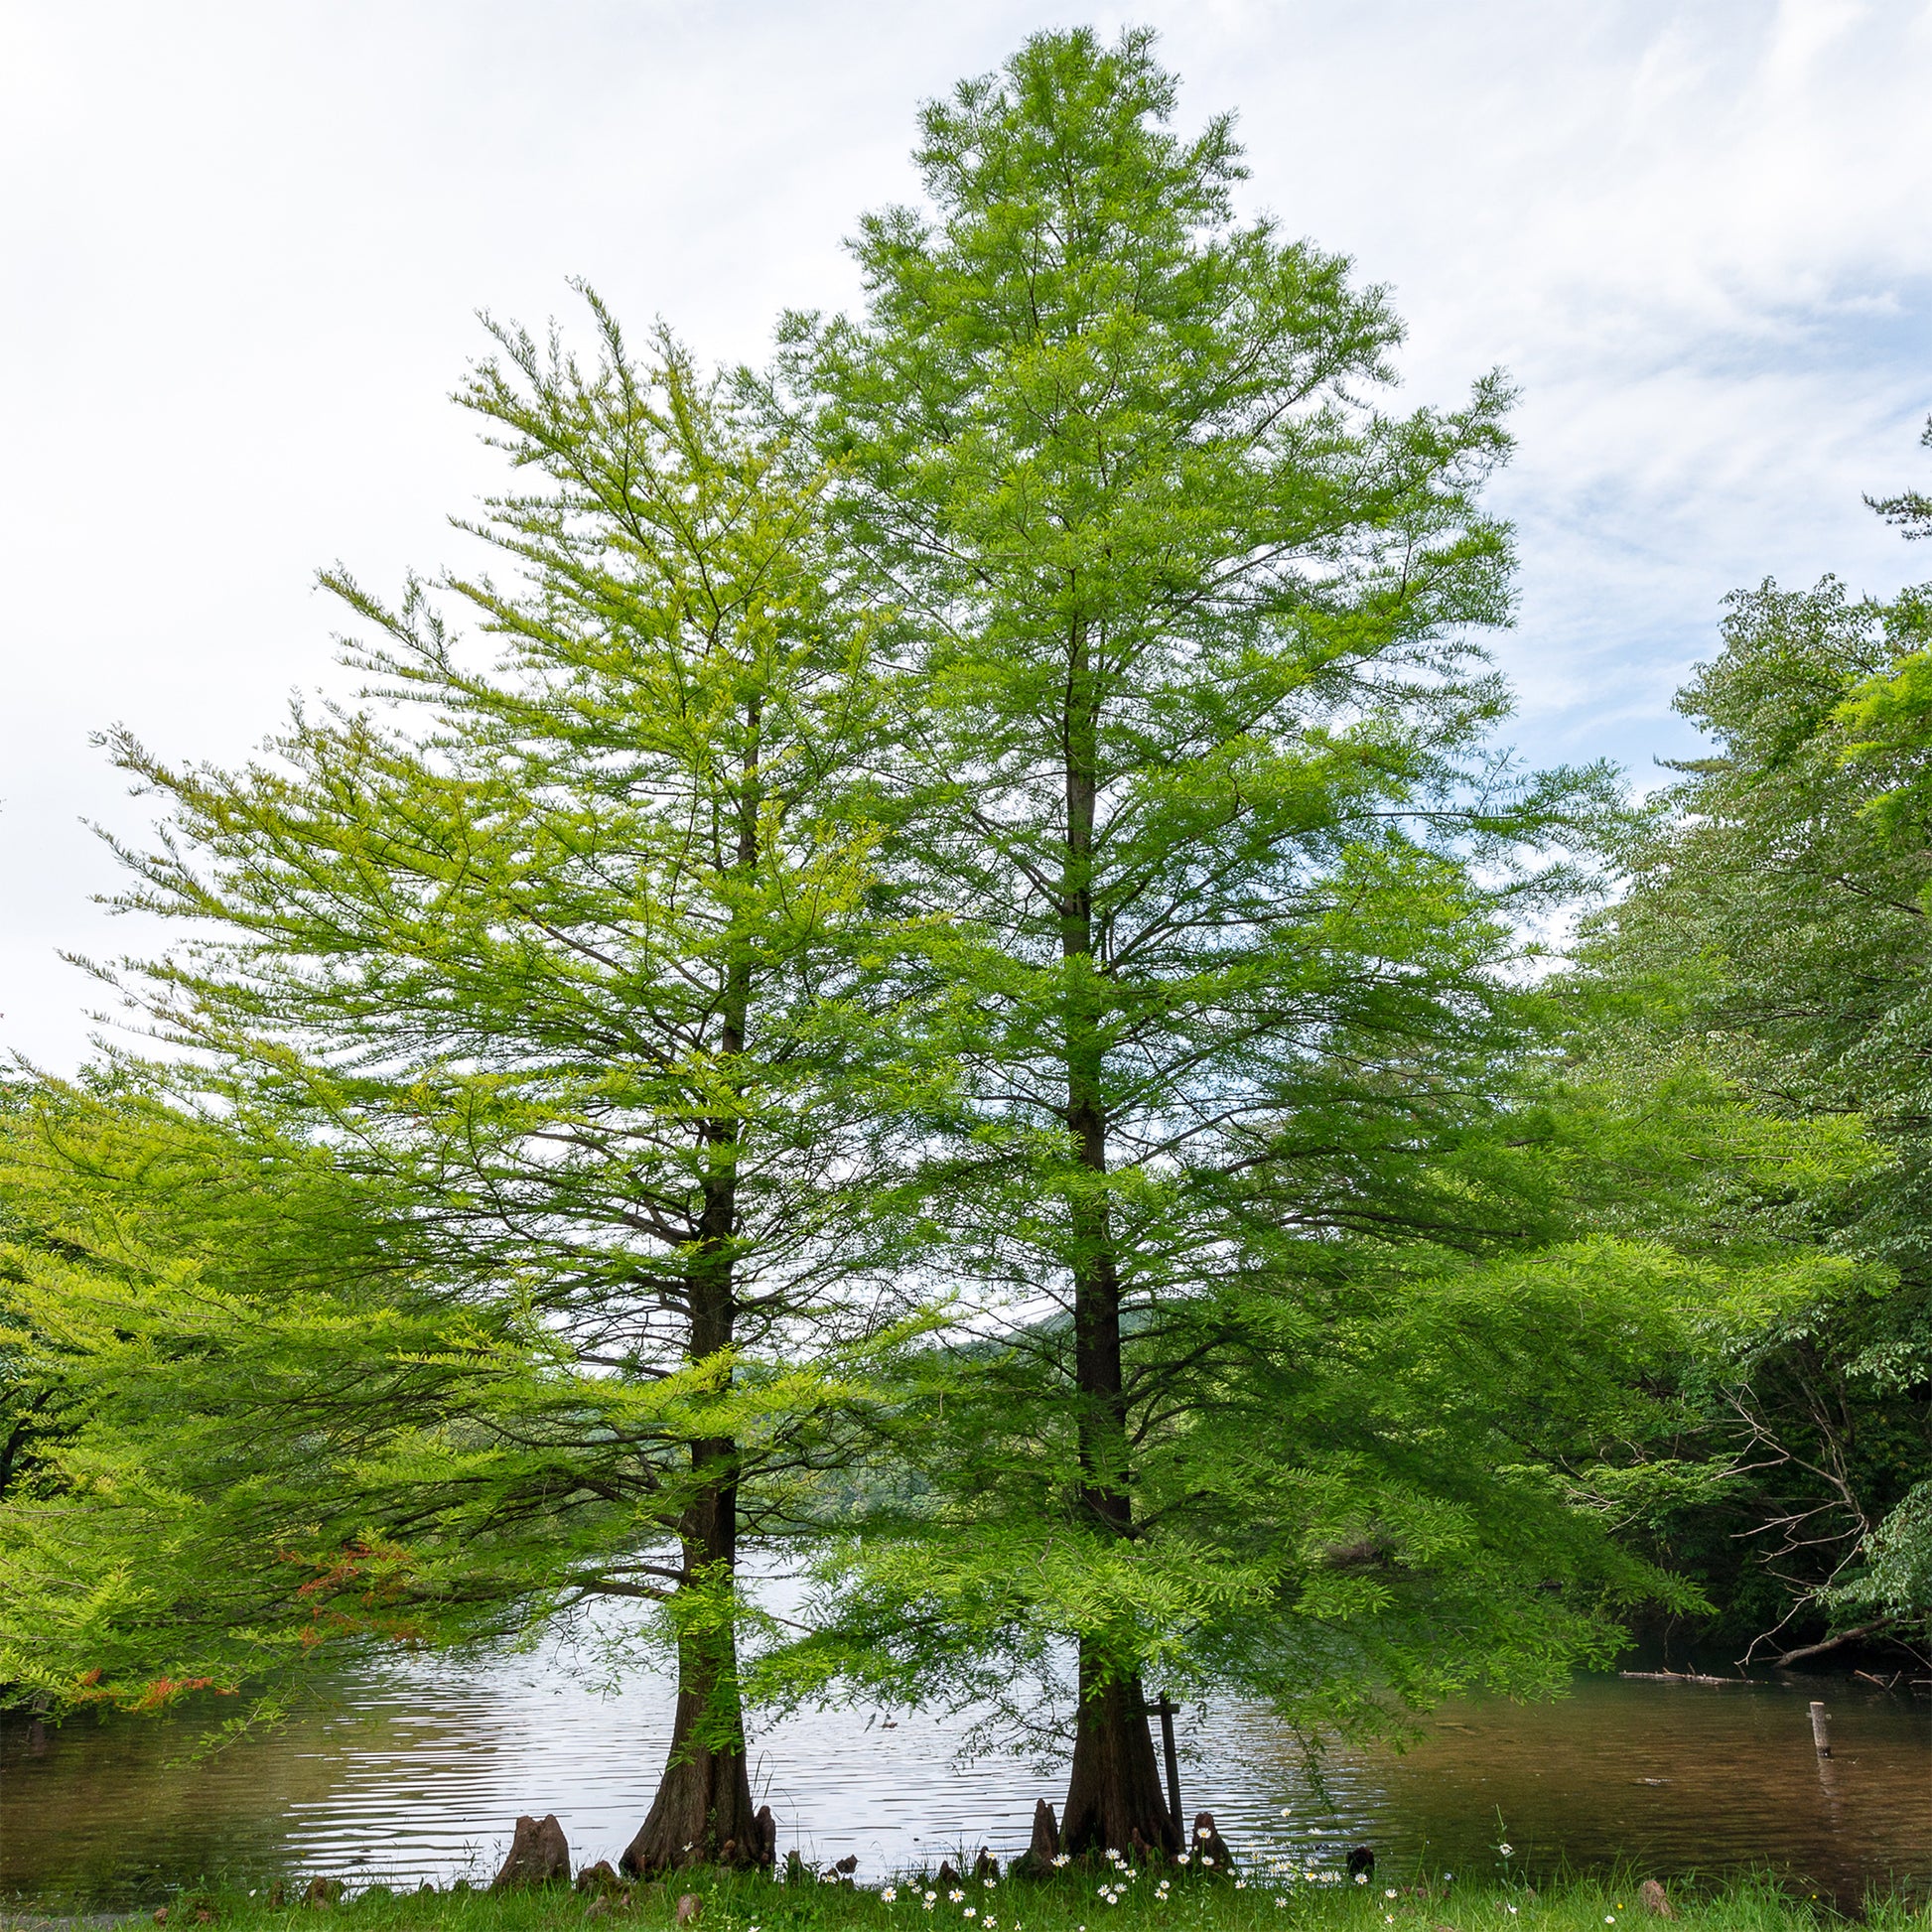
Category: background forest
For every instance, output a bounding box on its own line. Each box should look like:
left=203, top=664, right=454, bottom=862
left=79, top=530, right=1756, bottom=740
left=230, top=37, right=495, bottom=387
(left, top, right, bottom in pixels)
left=2, top=25, right=1929, bottom=1881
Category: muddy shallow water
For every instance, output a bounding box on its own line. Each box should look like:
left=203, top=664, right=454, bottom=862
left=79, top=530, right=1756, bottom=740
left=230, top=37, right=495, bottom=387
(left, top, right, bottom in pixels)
left=2, top=1658, right=1927, bottom=1909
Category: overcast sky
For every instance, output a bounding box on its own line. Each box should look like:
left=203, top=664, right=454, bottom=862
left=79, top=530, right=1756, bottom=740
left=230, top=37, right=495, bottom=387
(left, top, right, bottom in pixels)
left=3, top=0, right=1929, bottom=1074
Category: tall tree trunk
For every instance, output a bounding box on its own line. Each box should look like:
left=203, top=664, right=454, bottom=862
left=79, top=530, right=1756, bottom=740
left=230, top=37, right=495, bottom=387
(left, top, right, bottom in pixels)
left=1055, top=617, right=1177, bottom=1858
left=623, top=706, right=764, bottom=1876
left=621, top=1189, right=759, bottom=1874
left=1061, top=1654, right=1174, bottom=1858
left=620, top=1416, right=759, bottom=1872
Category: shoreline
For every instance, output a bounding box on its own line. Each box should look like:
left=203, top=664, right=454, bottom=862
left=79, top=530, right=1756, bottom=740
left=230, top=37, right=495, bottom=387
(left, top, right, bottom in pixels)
left=5, top=1867, right=1922, bottom=1932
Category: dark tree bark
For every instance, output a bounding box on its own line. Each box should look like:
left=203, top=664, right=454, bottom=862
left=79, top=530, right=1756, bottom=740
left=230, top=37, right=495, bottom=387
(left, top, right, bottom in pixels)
left=621, top=1460, right=764, bottom=1869
left=1060, top=1658, right=1176, bottom=1857
left=621, top=1230, right=759, bottom=1873
left=1054, top=617, right=1176, bottom=1858
left=622, top=711, right=766, bottom=1877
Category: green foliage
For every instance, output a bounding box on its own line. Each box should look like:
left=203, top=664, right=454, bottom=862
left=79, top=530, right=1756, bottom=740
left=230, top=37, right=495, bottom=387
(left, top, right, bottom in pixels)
left=1576, top=565, right=1932, bottom=1650
left=2, top=312, right=922, bottom=1758
left=756, top=25, right=1678, bottom=1762
left=792, top=1236, right=1706, bottom=1747
left=0, top=1079, right=77, bottom=1514
left=16, top=25, right=1906, bottom=1806
left=1, top=1083, right=686, bottom=1711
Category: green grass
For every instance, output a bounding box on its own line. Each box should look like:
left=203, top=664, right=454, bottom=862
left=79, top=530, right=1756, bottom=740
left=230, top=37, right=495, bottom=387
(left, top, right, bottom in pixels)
left=9, top=1865, right=1921, bottom=1932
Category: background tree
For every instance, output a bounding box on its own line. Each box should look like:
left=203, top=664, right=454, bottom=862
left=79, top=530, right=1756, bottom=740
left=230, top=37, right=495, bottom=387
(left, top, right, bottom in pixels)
left=0, top=1080, right=75, bottom=1516
left=52, top=308, right=913, bottom=1870
left=774, top=27, right=1672, bottom=1853
left=1579, top=555, right=1932, bottom=1662
left=0, top=1078, right=531, bottom=1711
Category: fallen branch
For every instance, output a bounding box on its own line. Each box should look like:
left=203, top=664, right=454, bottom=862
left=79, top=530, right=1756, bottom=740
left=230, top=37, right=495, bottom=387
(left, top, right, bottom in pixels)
left=1618, top=1670, right=1736, bottom=1686
left=1771, top=1620, right=1893, bottom=1669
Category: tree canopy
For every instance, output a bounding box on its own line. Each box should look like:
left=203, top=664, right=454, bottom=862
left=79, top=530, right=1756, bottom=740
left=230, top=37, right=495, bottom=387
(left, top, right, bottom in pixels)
left=1576, top=564, right=1932, bottom=1658
left=6, top=313, right=924, bottom=1871
left=3, top=24, right=1929, bottom=1874
left=763, top=23, right=1684, bottom=1853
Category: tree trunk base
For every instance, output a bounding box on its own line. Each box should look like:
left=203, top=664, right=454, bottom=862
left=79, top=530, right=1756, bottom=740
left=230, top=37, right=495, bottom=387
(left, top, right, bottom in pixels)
left=1061, top=1668, right=1179, bottom=1859
left=620, top=1748, right=766, bottom=1875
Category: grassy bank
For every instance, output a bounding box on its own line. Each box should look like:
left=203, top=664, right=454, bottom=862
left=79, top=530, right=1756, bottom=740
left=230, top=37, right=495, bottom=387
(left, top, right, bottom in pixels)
left=7, top=1867, right=1921, bottom=1932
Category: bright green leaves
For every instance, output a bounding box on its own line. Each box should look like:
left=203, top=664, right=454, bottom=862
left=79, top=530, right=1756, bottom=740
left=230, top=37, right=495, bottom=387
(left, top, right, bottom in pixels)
left=8, top=306, right=925, bottom=1751
left=1576, top=521, right=1932, bottom=1648
left=758, top=25, right=1664, bottom=1745
left=10, top=26, right=1855, bottom=1775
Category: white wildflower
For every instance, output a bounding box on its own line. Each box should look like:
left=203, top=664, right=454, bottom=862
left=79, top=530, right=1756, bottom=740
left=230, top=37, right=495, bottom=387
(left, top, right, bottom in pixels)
left=1498, top=1846, right=1513, bottom=1860
left=1354, top=1874, right=1367, bottom=1886
left=884, top=1890, right=898, bottom=1904
left=949, top=1892, right=965, bottom=1904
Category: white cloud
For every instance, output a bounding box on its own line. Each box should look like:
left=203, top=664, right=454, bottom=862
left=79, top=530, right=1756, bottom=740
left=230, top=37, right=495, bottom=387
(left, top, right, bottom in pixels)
left=3, top=0, right=1928, bottom=1070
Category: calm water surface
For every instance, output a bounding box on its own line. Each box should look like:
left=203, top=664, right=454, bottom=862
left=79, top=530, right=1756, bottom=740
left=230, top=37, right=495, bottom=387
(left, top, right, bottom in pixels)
left=3, top=1654, right=1927, bottom=1909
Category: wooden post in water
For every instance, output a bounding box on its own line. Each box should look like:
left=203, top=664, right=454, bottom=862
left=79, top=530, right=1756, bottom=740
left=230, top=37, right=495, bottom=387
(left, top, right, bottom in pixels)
left=1808, top=1700, right=1832, bottom=1756
left=1145, top=1696, right=1183, bottom=1845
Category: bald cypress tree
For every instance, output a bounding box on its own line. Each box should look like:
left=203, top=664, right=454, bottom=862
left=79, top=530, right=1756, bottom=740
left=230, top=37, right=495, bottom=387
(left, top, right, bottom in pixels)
left=778, top=27, right=1644, bottom=1854
left=69, top=307, right=910, bottom=1871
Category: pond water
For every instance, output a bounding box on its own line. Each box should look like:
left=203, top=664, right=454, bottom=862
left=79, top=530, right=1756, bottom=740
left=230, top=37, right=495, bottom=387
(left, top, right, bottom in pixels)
left=3, top=1654, right=1928, bottom=1911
